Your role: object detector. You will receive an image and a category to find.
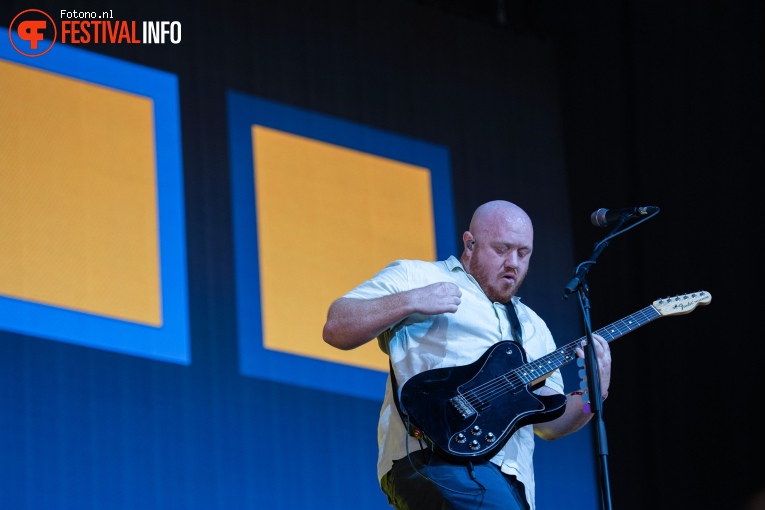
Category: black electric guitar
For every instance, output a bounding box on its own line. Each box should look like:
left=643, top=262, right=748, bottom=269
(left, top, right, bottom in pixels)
left=399, top=291, right=712, bottom=464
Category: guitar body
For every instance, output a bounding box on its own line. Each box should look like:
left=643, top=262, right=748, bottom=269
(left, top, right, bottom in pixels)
left=399, top=340, right=567, bottom=464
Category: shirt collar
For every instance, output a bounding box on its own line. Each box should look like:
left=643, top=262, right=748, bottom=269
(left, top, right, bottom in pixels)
left=445, top=255, right=463, bottom=272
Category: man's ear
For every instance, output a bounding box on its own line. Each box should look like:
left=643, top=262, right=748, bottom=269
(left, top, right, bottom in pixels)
left=463, top=231, right=474, bottom=250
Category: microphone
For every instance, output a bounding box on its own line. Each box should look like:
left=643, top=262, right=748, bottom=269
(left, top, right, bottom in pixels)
left=590, top=206, right=659, bottom=227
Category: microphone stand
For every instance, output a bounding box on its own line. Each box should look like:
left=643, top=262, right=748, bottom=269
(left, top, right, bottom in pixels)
left=563, top=214, right=631, bottom=510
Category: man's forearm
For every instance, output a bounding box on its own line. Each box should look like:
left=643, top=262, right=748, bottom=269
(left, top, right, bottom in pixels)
left=322, top=294, right=414, bottom=350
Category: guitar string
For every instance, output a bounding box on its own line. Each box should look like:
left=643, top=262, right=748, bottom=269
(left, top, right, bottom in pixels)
left=458, top=306, right=660, bottom=408
left=467, top=294, right=709, bottom=412
left=461, top=307, right=659, bottom=406
left=462, top=307, right=658, bottom=405
left=460, top=345, right=577, bottom=406
left=451, top=293, right=705, bottom=409
left=413, top=296, right=705, bottom=459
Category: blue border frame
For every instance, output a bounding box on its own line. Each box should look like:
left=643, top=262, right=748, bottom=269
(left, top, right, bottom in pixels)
left=0, top=38, right=190, bottom=364
left=228, top=91, right=455, bottom=400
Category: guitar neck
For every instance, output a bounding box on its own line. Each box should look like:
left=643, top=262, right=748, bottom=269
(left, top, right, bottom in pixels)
left=515, top=304, right=661, bottom=385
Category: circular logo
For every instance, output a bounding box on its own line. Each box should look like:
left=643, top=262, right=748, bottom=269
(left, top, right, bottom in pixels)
left=9, top=9, right=57, bottom=57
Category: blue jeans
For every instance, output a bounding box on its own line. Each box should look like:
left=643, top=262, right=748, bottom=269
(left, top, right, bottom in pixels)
left=380, top=449, right=530, bottom=510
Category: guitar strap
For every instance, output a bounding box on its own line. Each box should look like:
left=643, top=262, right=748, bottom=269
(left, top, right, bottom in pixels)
left=389, top=301, right=523, bottom=437
left=506, top=300, right=523, bottom=343
left=389, top=358, right=409, bottom=426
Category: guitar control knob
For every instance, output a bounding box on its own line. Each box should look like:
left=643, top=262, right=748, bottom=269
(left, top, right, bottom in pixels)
left=471, top=425, right=481, bottom=436
left=455, top=433, right=466, bottom=443
left=470, top=440, right=480, bottom=450
left=485, top=432, right=496, bottom=443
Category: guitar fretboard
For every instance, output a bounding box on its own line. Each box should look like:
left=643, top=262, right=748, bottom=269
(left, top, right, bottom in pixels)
left=514, top=304, right=661, bottom=384
left=459, top=291, right=709, bottom=410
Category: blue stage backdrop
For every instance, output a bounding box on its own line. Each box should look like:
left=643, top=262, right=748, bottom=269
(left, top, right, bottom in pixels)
left=0, top=1, right=601, bottom=508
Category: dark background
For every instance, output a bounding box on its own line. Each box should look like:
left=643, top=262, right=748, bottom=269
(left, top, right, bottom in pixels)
left=2, top=1, right=763, bottom=509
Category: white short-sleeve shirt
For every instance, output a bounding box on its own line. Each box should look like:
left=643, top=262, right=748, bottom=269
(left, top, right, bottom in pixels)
left=343, top=256, right=564, bottom=510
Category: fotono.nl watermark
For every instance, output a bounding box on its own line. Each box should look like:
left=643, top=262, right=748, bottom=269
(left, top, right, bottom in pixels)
left=9, top=9, right=182, bottom=57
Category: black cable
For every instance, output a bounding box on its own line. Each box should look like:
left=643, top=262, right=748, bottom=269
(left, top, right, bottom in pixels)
left=403, top=415, right=486, bottom=497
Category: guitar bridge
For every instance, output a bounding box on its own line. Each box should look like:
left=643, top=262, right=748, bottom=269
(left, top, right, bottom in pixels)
left=449, top=395, right=476, bottom=418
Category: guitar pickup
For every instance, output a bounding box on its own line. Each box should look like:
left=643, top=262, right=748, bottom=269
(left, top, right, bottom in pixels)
left=449, top=395, right=476, bottom=418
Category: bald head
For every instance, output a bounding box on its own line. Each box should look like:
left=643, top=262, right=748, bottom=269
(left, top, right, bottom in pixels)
left=468, top=201, right=533, bottom=239
left=460, top=200, right=534, bottom=303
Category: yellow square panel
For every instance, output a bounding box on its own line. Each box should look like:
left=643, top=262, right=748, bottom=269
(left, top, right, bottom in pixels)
left=253, top=125, right=436, bottom=372
left=0, top=60, right=161, bottom=326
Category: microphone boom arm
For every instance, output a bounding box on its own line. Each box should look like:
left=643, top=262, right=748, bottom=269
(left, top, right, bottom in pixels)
left=564, top=214, right=628, bottom=297
left=566, top=205, right=660, bottom=296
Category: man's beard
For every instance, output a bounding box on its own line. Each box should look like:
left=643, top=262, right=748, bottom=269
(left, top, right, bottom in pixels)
left=471, top=265, right=526, bottom=303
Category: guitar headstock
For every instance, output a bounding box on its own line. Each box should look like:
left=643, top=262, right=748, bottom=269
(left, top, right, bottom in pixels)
left=653, top=291, right=712, bottom=316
